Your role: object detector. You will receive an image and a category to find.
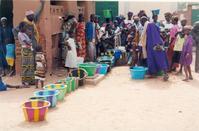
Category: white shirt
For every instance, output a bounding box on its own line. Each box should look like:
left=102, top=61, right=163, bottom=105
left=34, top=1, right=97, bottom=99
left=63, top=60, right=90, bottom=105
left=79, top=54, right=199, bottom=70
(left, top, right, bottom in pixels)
left=162, top=21, right=173, bottom=30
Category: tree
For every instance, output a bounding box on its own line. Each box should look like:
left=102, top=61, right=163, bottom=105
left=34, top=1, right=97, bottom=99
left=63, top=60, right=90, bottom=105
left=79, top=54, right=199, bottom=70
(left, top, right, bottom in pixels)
left=192, top=21, right=199, bottom=73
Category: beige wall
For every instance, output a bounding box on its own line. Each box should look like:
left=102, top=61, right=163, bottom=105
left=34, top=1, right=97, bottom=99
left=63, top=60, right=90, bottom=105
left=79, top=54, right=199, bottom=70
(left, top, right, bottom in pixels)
left=13, top=0, right=95, bottom=74
left=119, top=2, right=178, bottom=21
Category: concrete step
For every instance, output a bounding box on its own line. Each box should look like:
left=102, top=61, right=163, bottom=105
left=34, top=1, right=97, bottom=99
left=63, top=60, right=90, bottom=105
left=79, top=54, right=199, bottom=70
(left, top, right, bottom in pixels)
left=85, top=74, right=106, bottom=85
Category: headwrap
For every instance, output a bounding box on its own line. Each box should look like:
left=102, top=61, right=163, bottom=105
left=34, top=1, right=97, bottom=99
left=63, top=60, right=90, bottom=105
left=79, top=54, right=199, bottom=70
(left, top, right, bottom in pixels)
left=23, top=17, right=40, bottom=43
left=1, top=17, right=7, bottom=21
left=25, top=10, right=34, bottom=16
left=184, top=25, right=193, bottom=30
left=133, top=15, right=139, bottom=20
left=152, top=9, right=160, bottom=16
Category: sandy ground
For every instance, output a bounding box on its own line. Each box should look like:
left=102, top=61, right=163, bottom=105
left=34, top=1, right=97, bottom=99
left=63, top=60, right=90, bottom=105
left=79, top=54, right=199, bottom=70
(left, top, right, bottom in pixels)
left=1, top=65, right=199, bottom=131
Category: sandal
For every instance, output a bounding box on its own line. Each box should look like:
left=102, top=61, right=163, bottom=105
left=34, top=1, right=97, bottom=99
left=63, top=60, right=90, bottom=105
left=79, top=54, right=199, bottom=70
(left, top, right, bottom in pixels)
left=183, top=78, right=189, bottom=82
left=189, top=76, right=193, bottom=80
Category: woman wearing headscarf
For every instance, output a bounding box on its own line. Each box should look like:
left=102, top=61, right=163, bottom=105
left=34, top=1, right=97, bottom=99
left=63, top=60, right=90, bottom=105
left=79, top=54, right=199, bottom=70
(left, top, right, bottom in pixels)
left=13, top=0, right=45, bottom=52
left=76, top=14, right=86, bottom=59
left=13, top=0, right=44, bottom=85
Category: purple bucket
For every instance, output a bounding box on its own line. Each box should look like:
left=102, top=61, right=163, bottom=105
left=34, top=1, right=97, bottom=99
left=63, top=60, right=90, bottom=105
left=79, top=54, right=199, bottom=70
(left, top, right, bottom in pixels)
left=95, top=64, right=101, bottom=74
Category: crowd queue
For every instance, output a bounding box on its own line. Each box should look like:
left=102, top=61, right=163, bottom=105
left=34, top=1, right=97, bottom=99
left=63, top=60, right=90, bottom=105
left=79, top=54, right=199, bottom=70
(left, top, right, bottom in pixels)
left=1, top=1, right=199, bottom=90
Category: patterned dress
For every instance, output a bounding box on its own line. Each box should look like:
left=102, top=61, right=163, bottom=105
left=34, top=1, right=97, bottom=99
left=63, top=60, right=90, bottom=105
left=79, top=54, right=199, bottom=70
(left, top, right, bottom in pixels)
left=35, top=52, right=46, bottom=81
left=76, top=22, right=86, bottom=58
left=18, top=32, right=35, bottom=85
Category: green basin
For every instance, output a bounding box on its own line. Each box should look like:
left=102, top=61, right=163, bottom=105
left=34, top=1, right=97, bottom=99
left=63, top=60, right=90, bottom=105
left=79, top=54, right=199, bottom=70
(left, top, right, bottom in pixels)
left=78, top=63, right=97, bottom=76
left=43, top=84, right=67, bottom=101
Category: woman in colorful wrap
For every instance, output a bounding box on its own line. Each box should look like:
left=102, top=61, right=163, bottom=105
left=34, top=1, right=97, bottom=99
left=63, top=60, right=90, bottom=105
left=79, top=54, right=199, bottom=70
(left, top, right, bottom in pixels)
left=76, top=14, right=86, bottom=59
left=180, top=26, right=193, bottom=81
left=18, top=22, right=34, bottom=86
left=0, top=17, right=15, bottom=76
left=146, top=22, right=169, bottom=81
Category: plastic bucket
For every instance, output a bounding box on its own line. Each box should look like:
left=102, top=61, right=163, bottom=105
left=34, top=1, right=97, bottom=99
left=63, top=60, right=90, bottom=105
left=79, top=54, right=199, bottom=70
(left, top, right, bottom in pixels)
left=57, top=79, right=71, bottom=93
left=66, top=77, right=76, bottom=91
left=22, top=100, right=50, bottom=122
left=95, top=64, right=101, bottom=74
left=29, top=97, right=46, bottom=101
left=43, top=84, right=67, bottom=101
left=130, top=66, right=148, bottom=79
left=69, top=68, right=87, bottom=87
left=99, top=64, right=109, bottom=75
left=34, top=90, right=59, bottom=108
left=78, top=63, right=97, bottom=77
left=114, top=50, right=122, bottom=60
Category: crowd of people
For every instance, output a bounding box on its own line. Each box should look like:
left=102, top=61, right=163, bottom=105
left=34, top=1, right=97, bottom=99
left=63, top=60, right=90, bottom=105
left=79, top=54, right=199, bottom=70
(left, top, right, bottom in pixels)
left=61, top=10, right=197, bottom=82
left=0, top=1, right=199, bottom=90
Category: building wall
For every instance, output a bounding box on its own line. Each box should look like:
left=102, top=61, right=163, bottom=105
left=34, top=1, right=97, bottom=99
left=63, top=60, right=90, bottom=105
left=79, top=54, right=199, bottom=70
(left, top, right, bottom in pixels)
left=119, top=2, right=178, bottom=21
left=13, top=0, right=95, bottom=74
left=176, top=5, right=192, bottom=25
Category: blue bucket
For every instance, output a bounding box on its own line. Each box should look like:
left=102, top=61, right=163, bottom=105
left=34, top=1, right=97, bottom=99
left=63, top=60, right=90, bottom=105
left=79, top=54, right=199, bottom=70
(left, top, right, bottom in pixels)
left=114, top=50, right=122, bottom=60
left=99, top=64, right=109, bottom=75
left=130, top=66, right=148, bottom=79
left=34, top=90, right=59, bottom=108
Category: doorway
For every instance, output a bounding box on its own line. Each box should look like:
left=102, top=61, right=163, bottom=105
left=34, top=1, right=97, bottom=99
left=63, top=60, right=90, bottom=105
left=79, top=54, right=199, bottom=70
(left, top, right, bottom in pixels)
left=0, top=0, right=13, bottom=27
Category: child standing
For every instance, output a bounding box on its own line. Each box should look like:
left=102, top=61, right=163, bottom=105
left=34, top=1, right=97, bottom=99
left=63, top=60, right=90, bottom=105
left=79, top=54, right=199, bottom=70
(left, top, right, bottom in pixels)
left=126, top=32, right=138, bottom=66
left=65, top=31, right=78, bottom=74
left=35, top=45, right=46, bottom=88
left=171, top=31, right=185, bottom=72
left=180, top=26, right=193, bottom=81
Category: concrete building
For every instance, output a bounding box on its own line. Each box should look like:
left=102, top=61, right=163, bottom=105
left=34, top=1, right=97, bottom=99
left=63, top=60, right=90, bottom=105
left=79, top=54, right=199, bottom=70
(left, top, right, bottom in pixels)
left=119, top=2, right=178, bottom=21
left=11, top=0, right=95, bottom=75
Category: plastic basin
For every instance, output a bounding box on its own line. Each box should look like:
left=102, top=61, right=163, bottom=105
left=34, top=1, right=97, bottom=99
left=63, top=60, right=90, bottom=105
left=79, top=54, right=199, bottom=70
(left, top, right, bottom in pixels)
left=99, top=64, right=109, bottom=75
left=69, top=68, right=87, bottom=87
left=78, top=63, right=97, bottom=77
left=114, top=50, right=122, bottom=60
left=66, top=77, right=76, bottom=91
left=29, top=97, right=46, bottom=101
left=95, top=64, right=101, bottom=74
left=130, top=66, right=148, bottom=79
left=43, top=84, right=67, bottom=101
left=22, top=100, right=50, bottom=122
left=34, top=90, right=59, bottom=108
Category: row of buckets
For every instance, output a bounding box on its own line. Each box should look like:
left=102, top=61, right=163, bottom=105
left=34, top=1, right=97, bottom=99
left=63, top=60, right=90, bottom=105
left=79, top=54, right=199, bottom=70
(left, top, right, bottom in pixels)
left=21, top=62, right=111, bottom=122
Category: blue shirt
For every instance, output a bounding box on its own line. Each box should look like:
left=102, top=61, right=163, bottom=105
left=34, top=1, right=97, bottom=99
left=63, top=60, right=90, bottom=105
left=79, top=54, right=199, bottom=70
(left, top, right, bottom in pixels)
left=86, top=22, right=95, bottom=42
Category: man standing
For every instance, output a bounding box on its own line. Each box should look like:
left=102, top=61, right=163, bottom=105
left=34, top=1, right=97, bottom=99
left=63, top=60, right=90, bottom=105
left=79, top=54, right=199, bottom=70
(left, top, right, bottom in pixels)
left=86, top=14, right=96, bottom=61
left=0, top=17, right=15, bottom=76
left=192, top=21, right=199, bottom=73
left=146, top=22, right=169, bottom=81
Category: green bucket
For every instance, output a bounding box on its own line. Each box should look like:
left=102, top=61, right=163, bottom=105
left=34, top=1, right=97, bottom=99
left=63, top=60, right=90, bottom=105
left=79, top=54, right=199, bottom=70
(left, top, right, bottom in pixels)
left=78, top=63, right=97, bottom=77
left=66, top=77, right=76, bottom=91
left=103, top=9, right=112, bottom=18
left=43, top=84, right=67, bottom=101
